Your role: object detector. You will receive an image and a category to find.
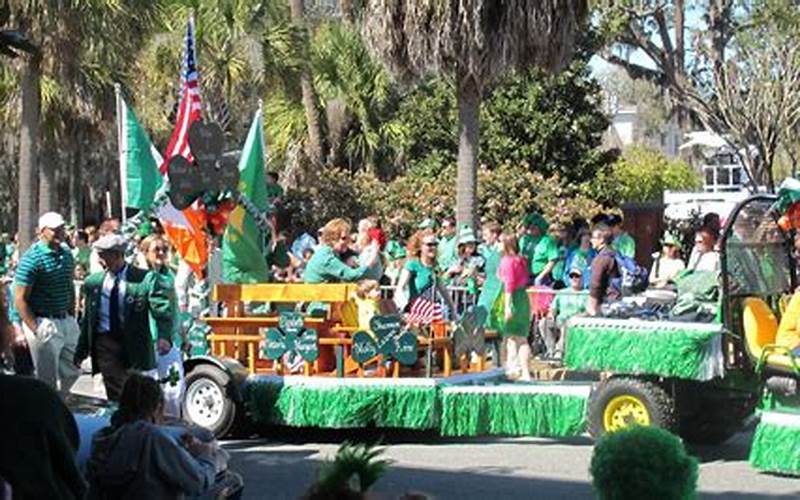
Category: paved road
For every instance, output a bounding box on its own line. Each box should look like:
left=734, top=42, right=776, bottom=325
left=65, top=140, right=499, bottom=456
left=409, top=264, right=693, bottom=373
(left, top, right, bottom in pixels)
left=224, top=428, right=800, bottom=500
left=73, top=375, right=800, bottom=499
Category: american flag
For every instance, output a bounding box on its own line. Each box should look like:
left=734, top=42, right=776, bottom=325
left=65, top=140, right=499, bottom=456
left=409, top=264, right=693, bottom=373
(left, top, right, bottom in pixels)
left=160, top=16, right=202, bottom=172
left=156, top=16, right=208, bottom=277
left=404, top=287, right=448, bottom=326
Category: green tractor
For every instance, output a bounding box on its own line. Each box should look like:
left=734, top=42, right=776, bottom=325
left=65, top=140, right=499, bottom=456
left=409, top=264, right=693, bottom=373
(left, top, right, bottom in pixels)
left=564, top=194, right=800, bottom=474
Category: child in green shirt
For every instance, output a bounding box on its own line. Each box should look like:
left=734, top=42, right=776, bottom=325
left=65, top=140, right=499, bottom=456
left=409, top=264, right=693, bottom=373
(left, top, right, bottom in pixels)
left=538, top=268, right=588, bottom=360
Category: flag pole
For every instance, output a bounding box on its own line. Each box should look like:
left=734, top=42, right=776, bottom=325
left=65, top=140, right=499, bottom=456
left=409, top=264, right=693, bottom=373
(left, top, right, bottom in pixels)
left=115, top=83, right=127, bottom=223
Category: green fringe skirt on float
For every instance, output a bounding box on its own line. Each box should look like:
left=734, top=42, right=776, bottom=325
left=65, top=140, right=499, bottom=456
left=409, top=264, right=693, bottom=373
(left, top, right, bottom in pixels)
left=439, top=383, right=590, bottom=437
left=245, top=376, right=439, bottom=429
left=564, top=318, right=725, bottom=381
left=243, top=372, right=593, bottom=438
left=749, top=410, right=800, bottom=475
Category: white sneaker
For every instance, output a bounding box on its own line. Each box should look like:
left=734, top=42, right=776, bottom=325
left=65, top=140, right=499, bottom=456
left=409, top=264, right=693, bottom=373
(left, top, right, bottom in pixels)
left=517, top=372, right=531, bottom=382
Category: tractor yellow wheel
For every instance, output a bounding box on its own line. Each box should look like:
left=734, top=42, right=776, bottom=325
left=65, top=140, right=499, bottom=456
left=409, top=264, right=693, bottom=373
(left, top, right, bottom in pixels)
left=603, top=395, right=651, bottom=432
left=587, top=377, right=676, bottom=439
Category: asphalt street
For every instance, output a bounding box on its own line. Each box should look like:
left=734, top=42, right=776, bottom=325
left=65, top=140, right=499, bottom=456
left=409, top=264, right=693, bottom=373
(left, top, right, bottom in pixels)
left=223, top=429, right=800, bottom=500
left=73, top=374, right=800, bottom=500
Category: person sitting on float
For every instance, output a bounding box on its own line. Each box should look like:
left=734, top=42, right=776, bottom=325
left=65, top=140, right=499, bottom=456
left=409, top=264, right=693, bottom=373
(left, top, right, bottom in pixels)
left=649, top=232, right=686, bottom=289
left=303, top=218, right=378, bottom=284
left=394, top=229, right=454, bottom=312
left=686, top=226, right=720, bottom=273
left=446, top=225, right=486, bottom=292
left=775, top=289, right=800, bottom=357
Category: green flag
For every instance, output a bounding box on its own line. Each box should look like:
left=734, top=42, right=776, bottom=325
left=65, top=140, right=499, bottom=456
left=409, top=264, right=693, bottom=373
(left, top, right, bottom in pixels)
left=223, top=109, right=270, bottom=283
left=119, top=96, right=163, bottom=210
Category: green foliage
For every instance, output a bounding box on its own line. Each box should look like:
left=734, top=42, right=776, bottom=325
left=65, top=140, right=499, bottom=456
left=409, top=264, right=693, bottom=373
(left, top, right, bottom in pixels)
left=590, top=426, right=698, bottom=500
left=303, top=442, right=390, bottom=499
left=284, top=164, right=604, bottom=238
left=388, top=62, right=615, bottom=183
left=587, top=147, right=702, bottom=205
left=481, top=64, right=615, bottom=182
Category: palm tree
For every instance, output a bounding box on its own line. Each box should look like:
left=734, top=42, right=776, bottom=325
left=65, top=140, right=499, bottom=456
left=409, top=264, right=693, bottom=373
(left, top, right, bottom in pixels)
left=289, top=0, right=326, bottom=167
left=363, top=0, right=588, bottom=228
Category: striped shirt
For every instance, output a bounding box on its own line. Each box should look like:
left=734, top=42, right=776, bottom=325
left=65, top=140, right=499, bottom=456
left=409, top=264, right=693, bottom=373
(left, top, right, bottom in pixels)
left=14, top=241, right=75, bottom=316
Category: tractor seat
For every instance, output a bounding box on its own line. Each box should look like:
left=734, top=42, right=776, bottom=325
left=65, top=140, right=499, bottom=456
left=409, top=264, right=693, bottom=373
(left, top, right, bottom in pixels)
left=742, top=298, right=799, bottom=374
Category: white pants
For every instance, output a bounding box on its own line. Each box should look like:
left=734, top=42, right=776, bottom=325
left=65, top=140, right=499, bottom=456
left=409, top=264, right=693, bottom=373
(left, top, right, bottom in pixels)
left=22, top=316, right=81, bottom=396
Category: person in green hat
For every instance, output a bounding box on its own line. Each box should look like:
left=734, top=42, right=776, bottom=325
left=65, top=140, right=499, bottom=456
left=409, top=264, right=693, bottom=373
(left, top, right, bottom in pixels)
left=518, top=213, right=547, bottom=277
left=446, top=225, right=486, bottom=294
left=383, top=239, right=407, bottom=286
left=436, top=217, right=458, bottom=271
left=649, top=231, right=686, bottom=288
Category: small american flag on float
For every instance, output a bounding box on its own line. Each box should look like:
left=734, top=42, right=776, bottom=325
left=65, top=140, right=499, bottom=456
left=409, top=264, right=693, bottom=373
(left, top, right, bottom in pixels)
left=404, top=287, right=448, bottom=325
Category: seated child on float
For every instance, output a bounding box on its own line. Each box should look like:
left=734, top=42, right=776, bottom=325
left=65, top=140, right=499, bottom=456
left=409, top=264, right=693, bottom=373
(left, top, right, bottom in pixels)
left=539, top=268, right=588, bottom=359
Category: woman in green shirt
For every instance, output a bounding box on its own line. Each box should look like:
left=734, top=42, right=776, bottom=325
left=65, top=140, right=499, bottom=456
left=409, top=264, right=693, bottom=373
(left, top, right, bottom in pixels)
left=395, top=229, right=453, bottom=311
left=303, top=218, right=378, bottom=284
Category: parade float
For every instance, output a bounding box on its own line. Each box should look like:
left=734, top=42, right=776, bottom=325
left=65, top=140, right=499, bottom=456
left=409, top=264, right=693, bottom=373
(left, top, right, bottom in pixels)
left=118, top=109, right=799, bottom=476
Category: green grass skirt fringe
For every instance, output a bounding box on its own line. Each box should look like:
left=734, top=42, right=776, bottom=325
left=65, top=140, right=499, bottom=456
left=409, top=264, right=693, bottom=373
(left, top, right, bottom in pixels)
left=245, top=376, right=439, bottom=429
left=749, top=411, right=800, bottom=476
left=439, top=385, right=589, bottom=437
left=244, top=375, right=592, bottom=438
left=564, top=318, right=724, bottom=381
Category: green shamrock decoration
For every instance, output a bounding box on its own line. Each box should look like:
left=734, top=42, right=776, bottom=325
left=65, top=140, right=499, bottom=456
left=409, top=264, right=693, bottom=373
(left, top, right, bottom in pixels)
left=453, top=306, right=488, bottom=360
left=263, top=312, right=319, bottom=363
left=351, top=314, right=418, bottom=366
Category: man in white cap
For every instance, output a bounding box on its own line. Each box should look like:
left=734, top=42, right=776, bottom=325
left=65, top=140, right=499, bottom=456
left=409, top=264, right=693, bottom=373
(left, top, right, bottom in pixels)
left=13, top=212, right=80, bottom=396
left=75, top=233, right=175, bottom=400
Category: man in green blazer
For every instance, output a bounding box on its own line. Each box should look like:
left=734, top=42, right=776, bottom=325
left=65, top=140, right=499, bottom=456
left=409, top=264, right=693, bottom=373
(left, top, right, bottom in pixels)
left=74, top=234, right=174, bottom=401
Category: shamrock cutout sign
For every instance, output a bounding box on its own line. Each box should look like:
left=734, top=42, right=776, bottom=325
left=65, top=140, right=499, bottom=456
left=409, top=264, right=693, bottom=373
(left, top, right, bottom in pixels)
left=352, top=314, right=418, bottom=366
left=453, top=306, right=488, bottom=360
left=167, top=121, right=240, bottom=210
left=263, top=312, right=319, bottom=364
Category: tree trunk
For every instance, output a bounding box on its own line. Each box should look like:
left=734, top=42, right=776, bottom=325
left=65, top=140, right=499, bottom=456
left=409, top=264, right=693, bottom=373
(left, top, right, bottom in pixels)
left=17, top=52, right=41, bottom=252
left=341, top=0, right=354, bottom=24
left=39, top=141, right=56, bottom=214
left=68, top=128, right=82, bottom=226
left=289, top=0, right=326, bottom=167
left=456, top=76, right=480, bottom=230
left=674, top=0, right=687, bottom=130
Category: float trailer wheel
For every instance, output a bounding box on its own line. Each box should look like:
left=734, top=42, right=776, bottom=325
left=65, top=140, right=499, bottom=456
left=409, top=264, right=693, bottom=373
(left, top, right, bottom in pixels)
left=183, top=364, right=237, bottom=437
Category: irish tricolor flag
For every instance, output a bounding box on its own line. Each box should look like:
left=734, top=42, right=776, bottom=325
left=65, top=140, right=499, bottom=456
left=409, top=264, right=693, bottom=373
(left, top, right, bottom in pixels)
left=116, top=90, right=164, bottom=211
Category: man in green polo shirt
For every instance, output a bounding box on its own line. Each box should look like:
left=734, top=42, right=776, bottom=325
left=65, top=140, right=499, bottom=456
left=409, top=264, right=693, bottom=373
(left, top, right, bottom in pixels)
left=436, top=217, right=458, bottom=271
left=14, top=212, right=80, bottom=396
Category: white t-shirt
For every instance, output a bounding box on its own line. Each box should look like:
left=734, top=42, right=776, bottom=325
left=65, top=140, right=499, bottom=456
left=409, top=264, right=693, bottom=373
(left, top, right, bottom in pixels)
left=649, top=256, right=686, bottom=285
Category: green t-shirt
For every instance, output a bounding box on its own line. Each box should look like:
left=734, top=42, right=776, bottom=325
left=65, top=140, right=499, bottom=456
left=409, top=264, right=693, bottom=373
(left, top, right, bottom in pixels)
left=404, top=258, right=436, bottom=301
left=437, top=235, right=458, bottom=271
left=265, top=183, right=284, bottom=201
left=303, top=245, right=369, bottom=284
left=531, top=235, right=561, bottom=276
left=613, top=232, right=636, bottom=259
left=72, top=247, right=91, bottom=269
left=519, top=233, right=540, bottom=269
left=553, top=290, right=588, bottom=324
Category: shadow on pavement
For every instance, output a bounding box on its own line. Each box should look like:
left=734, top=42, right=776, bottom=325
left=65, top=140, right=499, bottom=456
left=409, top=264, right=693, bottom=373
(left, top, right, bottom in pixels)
left=227, top=449, right=595, bottom=500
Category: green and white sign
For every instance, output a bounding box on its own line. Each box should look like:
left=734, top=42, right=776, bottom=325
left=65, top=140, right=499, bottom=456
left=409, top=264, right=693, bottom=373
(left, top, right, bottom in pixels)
left=351, top=314, right=418, bottom=366
left=262, top=312, right=319, bottom=362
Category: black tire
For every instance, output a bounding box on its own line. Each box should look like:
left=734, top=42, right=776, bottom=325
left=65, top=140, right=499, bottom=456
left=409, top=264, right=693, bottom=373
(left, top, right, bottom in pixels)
left=678, top=417, right=740, bottom=446
left=588, top=377, right=677, bottom=439
left=183, top=364, right=236, bottom=437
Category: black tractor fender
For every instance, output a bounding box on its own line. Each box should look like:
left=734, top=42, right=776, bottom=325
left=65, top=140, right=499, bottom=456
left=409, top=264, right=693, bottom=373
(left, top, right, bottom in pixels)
left=183, top=356, right=249, bottom=404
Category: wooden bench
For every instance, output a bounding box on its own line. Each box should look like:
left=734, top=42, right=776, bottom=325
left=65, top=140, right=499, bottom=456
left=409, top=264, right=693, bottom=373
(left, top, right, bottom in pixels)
left=205, top=283, right=358, bottom=375
left=204, top=283, right=498, bottom=377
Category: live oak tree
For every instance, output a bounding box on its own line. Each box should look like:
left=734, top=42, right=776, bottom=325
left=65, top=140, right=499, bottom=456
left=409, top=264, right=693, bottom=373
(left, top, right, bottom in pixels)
left=363, top=0, right=588, bottom=229
left=598, top=0, right=800, bottom=191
